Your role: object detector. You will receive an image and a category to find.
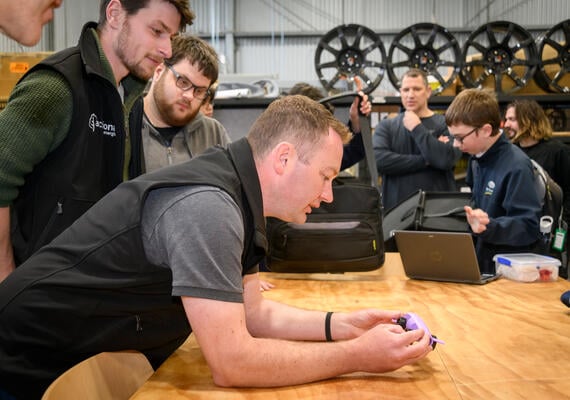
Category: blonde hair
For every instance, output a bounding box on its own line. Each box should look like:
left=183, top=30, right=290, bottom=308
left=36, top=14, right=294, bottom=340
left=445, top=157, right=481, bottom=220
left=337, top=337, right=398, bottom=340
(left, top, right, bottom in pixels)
left=247, top=95, right=351, bottom=162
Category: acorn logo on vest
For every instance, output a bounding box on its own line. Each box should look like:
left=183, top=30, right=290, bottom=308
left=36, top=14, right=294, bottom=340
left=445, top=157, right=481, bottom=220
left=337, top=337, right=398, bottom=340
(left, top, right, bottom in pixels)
left=89, top=113, right=117, bottom=137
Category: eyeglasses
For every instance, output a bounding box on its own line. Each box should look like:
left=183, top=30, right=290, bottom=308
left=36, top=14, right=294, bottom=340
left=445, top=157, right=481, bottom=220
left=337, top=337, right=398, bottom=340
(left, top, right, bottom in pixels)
left=452, top=127, right=478, bottom=145
left=165, top=63, right=210, bottom=100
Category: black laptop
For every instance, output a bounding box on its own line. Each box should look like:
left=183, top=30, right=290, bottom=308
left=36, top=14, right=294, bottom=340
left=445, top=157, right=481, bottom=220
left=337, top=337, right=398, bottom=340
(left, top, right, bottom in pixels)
left=394, top=230, right=500, bottom=284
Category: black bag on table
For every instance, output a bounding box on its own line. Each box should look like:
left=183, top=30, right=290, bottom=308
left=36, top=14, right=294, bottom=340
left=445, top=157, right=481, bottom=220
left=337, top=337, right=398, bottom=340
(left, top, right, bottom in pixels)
left=382, top=190, right=471, bottom=252
left=266, top=93, right=384, bottom=273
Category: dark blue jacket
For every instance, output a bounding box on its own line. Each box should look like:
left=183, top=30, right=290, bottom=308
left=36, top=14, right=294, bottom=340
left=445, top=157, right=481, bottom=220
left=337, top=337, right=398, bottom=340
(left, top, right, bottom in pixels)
left=373, top=113, right=461, bottom=212
left=467, top=134, right=541, bottom=273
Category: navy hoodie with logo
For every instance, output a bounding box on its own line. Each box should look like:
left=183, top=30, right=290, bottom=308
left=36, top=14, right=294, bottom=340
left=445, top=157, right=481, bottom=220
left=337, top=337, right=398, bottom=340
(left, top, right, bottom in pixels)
left=466, top=134, right=541, bottom=273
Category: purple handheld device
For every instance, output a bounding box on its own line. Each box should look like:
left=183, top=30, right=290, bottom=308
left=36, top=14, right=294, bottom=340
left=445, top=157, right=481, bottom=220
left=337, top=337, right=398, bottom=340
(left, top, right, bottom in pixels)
left=396, top=312, right=445, bottom=349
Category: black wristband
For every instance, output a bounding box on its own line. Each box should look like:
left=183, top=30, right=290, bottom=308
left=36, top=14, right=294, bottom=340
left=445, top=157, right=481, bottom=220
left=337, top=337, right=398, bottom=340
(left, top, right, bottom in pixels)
left=325, top=311, right=334, bottom=342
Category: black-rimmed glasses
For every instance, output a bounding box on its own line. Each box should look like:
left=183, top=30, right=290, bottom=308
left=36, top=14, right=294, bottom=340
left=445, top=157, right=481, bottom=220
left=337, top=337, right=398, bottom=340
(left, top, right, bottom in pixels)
left=452, top=127, right=478, bottom=145
left=165, top=63, right=210, bottom=100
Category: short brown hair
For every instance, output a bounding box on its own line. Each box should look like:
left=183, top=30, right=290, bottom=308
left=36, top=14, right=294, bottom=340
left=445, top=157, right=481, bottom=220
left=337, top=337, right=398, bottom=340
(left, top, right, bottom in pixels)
left=506, top=100, right=553, bottom=143
left=401, top=68, right=429, bottom=87
left=99, top=0, right=195, bottom=31
left=165, top=35, right=219, bottom=84
left=247, top=95, right=351, bottom=162
left=445, top=88, right=502, bottom=136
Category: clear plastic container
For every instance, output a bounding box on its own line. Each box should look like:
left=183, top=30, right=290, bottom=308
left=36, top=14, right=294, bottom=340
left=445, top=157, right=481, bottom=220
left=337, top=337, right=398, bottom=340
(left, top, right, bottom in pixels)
left=493, top=253, right=560, bottom=282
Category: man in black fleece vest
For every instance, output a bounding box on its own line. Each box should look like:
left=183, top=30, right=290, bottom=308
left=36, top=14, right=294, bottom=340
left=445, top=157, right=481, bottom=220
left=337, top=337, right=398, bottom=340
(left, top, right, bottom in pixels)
left=0, top=0, right=194, bottom=282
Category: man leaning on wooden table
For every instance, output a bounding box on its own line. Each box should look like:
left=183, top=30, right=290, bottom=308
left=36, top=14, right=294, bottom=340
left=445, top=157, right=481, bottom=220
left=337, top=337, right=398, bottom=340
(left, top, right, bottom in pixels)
left=0, top=95, right=433, bottom=400
left=132, top=252, right=570, bottom=399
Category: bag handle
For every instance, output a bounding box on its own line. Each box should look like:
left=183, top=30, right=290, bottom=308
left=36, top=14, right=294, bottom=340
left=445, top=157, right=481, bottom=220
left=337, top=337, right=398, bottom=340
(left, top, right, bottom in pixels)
left=319, top=91, right=378, bottom=187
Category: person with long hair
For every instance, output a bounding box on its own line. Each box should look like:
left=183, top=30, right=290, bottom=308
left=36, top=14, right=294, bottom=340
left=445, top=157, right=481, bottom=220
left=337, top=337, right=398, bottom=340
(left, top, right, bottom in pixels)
left=504, top=99, right=570, bottom=226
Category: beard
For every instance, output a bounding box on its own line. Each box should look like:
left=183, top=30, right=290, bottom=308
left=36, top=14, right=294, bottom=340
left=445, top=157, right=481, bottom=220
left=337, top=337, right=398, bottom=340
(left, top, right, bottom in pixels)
left=504, top=127, right=517, bottom=140
left=152, top=74, right=201, bottom=127
left=115, top=20, right=155, bottom=81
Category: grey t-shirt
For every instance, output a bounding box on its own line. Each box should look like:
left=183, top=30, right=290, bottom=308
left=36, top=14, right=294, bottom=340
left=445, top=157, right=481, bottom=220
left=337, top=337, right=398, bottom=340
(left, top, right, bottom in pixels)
left=141, top=185, right=248, bottom=303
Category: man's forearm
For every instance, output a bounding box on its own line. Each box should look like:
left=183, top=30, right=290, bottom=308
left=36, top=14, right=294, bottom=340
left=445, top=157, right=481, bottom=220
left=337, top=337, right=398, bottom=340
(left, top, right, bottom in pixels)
left=184, top=294, right=432, bottom=389
left=243, top=274, right=328, bottom=341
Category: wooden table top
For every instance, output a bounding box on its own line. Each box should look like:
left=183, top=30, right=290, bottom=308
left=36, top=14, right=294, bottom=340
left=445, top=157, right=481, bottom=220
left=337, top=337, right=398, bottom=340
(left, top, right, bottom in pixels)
left=131, top=253, right=570, bottom=400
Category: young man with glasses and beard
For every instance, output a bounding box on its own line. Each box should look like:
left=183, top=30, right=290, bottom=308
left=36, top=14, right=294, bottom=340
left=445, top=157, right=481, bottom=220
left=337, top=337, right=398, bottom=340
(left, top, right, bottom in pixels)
left=133, top=34, right=231, bottom=174
left=445, top=89, right=542, bottom=274
left=132, top=35, right=274, bottom=292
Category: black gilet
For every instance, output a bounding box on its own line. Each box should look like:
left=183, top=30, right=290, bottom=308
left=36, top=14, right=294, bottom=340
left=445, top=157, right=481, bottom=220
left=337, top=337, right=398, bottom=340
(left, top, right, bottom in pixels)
left=11, top=22, right=136, bottom=264
left=0, top=138, right=267, bottom=399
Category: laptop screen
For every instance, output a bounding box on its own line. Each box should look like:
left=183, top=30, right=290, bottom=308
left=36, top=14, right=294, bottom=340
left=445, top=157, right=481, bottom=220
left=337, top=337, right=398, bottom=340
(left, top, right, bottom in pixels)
left=394, top=230, right=498, bottom=284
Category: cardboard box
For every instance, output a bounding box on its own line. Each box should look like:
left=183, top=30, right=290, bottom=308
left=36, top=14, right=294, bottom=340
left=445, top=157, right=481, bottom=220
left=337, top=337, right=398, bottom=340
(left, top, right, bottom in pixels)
left=493, top=253, right=560, bottom=282
left=0, top=52, right=52, bottom=102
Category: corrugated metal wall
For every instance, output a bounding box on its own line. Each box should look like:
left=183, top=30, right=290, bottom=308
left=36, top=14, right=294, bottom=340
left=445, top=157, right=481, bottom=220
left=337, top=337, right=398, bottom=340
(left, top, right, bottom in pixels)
left=226, top=0, right=569, bottom=32
left=1, top=0, right=568, bottom=93
left=188, top=0, right=569, bottom=93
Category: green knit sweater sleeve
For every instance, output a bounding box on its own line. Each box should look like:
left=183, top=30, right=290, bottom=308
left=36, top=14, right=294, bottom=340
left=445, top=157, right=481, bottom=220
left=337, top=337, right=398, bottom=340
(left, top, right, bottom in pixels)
left=0, top=69, right=72, bottom=206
